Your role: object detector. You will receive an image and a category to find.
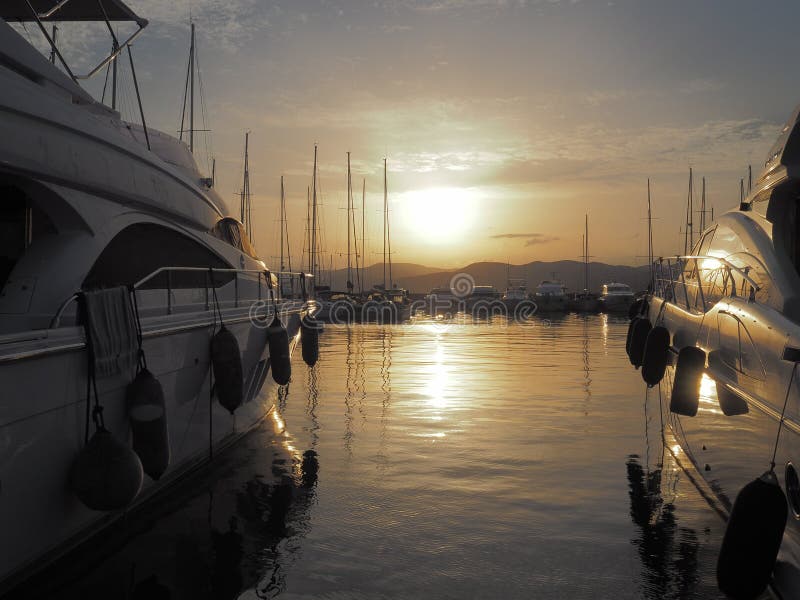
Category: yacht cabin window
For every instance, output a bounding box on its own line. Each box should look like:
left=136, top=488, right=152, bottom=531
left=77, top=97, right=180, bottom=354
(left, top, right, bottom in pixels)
left=0, top=182, right=56, bottom=294
left=84, top=223, right=231, bottom=290
left=210, top=217, right=258, bottom=259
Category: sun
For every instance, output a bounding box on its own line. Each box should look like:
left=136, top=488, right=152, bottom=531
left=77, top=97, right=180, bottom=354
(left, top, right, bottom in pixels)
left=398, top=187, right=480, bottom=244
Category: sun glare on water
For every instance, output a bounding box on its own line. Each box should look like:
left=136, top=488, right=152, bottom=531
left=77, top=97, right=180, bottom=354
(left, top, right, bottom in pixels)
left=399, top=187, right=480, bottom=244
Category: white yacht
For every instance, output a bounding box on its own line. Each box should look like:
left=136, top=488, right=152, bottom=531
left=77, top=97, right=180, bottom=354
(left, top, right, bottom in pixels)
left=598, top=282, right=634, bottom=313
left=534, top=280, right=568, bottom=312
left=631, top=104, right=800, bottom=597
left=0, top=2, right=313, bottom=591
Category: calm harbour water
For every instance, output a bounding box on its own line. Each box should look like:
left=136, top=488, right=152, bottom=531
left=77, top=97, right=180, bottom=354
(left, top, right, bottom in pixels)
left=53, top=314, right=729, bottom=599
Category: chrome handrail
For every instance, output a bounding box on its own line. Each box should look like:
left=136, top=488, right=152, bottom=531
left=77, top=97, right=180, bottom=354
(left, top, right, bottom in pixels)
left=48, top=269, right=313, bottom=329
left=48, top=293, right=79, bottom=329
left=674, top=254, right=761, bottom=291
left=652, top=254, right=762, bottom=314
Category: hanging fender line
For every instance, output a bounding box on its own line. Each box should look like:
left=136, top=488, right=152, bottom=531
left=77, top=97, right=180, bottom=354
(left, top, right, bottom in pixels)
left=770, top=356, right=798, bottom=472
left=207, top=267, right=222, bottom=461
left=79, top=293, right=106, bottom=445
left=208, top=268, right=223, bottom=329
left=129, top=284, right=147, bottom=373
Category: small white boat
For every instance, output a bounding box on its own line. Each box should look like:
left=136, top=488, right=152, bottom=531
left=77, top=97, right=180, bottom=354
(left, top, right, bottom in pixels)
left=424, top=287, right=459, bottom=316
left=598, top=282, right=634, bottom=312
left=465, top=286, right=502, bottom=315
left=534, top=280, right=568, bottom=312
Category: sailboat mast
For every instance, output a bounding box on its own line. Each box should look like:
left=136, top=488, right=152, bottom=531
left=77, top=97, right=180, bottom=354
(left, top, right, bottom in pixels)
left=584, top=214, right=589, bottom=291
left=348, top=156, right=361, bottom=294
left=684, top=167, right=693, bottom=255
left=361, top=179, right=366, bottom=295
left=247, top=156, right=251, bottom=242
left=311, top=145, right=318, bottom=284
left=347, top=152, right=352, bottom=291
left=240, top=132, right=251, bottom=241
left=700, top=176, right=706, bottom=232
left=383, top=158, right=393, bottom=289
left=306, top=186, right=311, bottom=274
left=280, top=175, right=285, bottom=272
left=647, top=178, right=653, bottom=284
left=383, top=158, right=387, bottom=289
left=189, top=23, right=195, bottom=154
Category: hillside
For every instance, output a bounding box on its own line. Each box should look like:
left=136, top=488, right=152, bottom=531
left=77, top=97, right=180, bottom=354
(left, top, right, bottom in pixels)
left=321, top=260, right=650, bottom=294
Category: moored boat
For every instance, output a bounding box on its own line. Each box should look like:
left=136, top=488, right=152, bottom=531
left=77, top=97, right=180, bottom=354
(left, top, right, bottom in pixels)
left=0, top=4, right=313, bottom=591
left=502, top=278, right=529, bottom=312
left=628, top=103, right=800, bottom=598
left=465, top=285, right=503, bottom=317
left=598, top=282, right=634, bottom=313
left=534, top=280, right=569, bottom=312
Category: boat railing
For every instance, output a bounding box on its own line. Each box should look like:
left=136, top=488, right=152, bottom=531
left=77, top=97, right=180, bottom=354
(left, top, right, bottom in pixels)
left=49, top=268, right=313, bottom=329
left=653, top=255, right=761, bottom=314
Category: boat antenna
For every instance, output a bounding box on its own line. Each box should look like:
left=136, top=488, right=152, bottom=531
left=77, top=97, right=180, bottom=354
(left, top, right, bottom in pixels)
left=748, top=164, right=752, bottom=195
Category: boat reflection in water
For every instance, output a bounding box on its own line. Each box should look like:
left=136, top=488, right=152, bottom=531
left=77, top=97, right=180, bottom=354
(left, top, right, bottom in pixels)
left=626, top=453, right=702, bottom=600
left=43, top=317, right=736, bottom=599
left=18, top=411, right=319, bottom=600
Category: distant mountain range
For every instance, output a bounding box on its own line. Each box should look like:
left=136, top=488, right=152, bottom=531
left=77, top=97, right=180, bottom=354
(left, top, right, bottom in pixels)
left=318, top=260, right=650, bottom=294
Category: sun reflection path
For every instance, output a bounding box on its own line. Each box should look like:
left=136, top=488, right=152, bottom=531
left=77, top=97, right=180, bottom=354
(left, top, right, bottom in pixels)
left=697, top=373, right=722, bottom=416
left=425, top=344, right=449, bottom=411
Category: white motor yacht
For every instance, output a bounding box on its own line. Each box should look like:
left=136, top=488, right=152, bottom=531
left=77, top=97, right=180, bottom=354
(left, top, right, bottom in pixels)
left=534, top=280, right=568, bottom=312
left=0, top=2, right=313, bottom=591
left=631, top=103, right=800, bottom=598
left=598, top=282, right=634, bottom=313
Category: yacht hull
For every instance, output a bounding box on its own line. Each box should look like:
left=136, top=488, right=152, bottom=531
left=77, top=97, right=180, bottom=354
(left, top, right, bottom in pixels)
left=0, top=306, right=304, bottom=592
left=534, top=295, right=568, bottom=313
left=646, top=295, right=800, bottom=596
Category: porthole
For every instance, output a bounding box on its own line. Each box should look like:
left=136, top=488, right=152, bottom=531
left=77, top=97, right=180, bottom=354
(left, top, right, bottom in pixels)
left=786, top=463, right=800, bottom=519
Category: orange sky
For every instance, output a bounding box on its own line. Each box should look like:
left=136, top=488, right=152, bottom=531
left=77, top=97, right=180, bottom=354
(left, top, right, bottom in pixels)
left=26, top=0, right=800, bottom=268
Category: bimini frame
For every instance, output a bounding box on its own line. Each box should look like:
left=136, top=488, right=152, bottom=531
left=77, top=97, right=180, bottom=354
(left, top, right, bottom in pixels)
left=2, top=0, right=150, bottom=147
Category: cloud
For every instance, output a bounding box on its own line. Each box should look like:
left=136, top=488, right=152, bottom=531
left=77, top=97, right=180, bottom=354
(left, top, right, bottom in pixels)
left=491, top=233, right=560, bottom=246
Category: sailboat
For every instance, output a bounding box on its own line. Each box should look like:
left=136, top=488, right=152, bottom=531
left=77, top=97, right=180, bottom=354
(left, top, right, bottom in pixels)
left=325, top=152, right=365, bottom=323
left=364, top=158, right=410, bottom=323
left=0, top=4, right=313, bottom=592
left=570, top=214, right=599, bottom=312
